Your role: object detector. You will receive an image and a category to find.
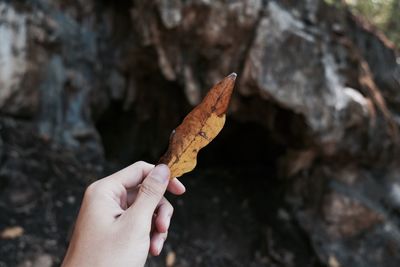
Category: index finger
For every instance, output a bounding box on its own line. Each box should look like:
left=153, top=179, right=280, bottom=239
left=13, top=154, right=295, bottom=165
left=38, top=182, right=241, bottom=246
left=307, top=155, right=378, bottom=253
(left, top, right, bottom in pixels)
left=167, top=178, right=186, bottom=195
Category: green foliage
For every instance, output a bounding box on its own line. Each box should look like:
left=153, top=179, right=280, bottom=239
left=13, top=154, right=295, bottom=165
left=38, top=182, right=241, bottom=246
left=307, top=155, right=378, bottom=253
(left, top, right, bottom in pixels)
left=326, top=0, right=400, bottom=49
left=347, top=0, right=400, bottom=48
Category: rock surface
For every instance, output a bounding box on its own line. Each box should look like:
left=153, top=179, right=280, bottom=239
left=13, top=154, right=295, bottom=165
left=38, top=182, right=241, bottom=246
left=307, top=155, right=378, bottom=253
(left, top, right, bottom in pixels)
left=0, top=0, right=399, bottom=266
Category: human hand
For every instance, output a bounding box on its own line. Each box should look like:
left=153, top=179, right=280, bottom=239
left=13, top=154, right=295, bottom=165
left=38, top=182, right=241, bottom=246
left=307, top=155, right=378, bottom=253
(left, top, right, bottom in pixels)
left=61, top=161, right=185, bottom=267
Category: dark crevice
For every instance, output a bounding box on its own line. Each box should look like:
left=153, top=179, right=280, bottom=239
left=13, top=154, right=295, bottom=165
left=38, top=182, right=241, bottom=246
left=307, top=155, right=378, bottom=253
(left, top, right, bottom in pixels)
left=197, top=119, right=285, bottom=169
left=95, top=76, right=191, bottom=166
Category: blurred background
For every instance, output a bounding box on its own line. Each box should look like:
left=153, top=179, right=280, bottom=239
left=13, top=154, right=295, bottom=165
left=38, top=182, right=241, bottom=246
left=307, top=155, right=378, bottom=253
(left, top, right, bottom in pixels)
left=0, top=0, right=399, bottom=266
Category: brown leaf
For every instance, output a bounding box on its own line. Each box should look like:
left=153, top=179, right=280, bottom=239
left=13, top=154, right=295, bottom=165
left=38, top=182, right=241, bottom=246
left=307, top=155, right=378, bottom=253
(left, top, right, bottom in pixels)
left=159, top=73, right=236, bottom=178
left=328, top=255, right=341, bottom=267
left=166, top=251, right=176, bottom=267
left=1, top=226, right=24, bottom=239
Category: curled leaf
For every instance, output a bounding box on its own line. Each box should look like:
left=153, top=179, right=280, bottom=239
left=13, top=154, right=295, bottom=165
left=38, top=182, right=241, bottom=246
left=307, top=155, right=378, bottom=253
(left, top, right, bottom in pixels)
left=159, top=73, right=237, bottom=178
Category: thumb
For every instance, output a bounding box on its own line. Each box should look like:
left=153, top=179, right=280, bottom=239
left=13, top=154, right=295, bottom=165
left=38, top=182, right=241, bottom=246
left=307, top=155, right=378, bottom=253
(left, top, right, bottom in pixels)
left=129, top=164, right=170, bottom=221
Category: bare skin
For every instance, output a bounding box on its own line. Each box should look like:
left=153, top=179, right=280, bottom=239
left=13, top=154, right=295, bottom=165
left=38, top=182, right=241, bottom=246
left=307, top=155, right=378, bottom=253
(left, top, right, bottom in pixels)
left=62, top=162, right=185, bottom=267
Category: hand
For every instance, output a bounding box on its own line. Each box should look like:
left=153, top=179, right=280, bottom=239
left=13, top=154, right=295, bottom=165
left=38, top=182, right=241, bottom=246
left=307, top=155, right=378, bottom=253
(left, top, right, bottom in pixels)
left=61, top=161, right=185, bottom=267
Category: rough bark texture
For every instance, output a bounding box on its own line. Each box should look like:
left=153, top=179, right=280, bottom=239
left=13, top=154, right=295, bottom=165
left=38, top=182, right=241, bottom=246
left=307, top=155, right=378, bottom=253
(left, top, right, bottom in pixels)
left=1, top=0, right=400, bottom=266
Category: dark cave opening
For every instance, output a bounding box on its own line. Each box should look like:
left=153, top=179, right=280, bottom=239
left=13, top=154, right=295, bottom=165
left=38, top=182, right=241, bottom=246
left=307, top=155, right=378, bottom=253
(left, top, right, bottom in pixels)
left=95, top=95, right=287, bottom=174
left=95, top=93, right=320, bottom=265
left=196, top=119, right=286, bottom=169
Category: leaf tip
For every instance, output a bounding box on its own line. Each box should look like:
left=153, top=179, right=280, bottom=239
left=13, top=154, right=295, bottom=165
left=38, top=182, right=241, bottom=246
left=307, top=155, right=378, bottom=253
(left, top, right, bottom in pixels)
left=228, top=72, right=237, bottom=80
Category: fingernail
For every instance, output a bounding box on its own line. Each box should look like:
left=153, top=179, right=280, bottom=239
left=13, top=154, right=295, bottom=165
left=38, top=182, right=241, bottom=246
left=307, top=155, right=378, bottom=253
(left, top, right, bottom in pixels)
left=157, top=238, right=165, bottom=254
left=150, top=164, right=170, bottom=183
left=165, top=217, right=171, bottom=230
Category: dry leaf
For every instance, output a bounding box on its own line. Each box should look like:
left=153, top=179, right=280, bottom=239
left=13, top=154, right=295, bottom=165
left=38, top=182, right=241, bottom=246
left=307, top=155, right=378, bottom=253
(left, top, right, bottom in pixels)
left=166, top=251, right=176, bottom=267
left=328, top=255, right=341, bottom=267
left=1, top=226, right=24, bottom=239
left=159, top=73, right=236, bottom=178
